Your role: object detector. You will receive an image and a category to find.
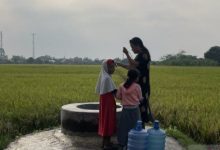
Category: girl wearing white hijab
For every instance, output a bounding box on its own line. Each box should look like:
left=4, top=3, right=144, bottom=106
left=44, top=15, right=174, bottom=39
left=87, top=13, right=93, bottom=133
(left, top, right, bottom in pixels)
left=96, top=59, right=117, bottom=149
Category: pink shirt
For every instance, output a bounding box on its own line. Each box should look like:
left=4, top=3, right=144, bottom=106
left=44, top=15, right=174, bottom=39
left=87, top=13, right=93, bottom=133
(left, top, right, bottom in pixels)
left=116, top=82, right=143, bottom=106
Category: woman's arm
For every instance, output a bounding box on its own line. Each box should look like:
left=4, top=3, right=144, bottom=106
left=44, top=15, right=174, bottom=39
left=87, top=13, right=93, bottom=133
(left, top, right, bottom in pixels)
left=116, top=47, right=142, bottom=69
left=117, top=47, right=139, bottom=69
left=116, top=62, right=129, bottom=70
left=123, top=47, right=139, bottom=67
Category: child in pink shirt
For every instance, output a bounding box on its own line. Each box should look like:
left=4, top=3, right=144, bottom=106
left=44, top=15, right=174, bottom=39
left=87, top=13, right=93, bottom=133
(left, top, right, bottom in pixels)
left=116, top=69, right=143, bottom=149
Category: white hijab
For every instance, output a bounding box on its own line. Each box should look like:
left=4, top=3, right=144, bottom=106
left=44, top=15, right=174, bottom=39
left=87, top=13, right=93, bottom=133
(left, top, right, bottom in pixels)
left=95, top=60, right=116, bottom=95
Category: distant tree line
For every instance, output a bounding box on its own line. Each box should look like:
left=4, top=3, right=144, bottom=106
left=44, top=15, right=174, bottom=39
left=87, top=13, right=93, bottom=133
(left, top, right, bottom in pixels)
left=0, top=46, right=220, bottom=66
left=0, top=55, right=128, bottom=65
left=153, top=46, right=220, bottom=66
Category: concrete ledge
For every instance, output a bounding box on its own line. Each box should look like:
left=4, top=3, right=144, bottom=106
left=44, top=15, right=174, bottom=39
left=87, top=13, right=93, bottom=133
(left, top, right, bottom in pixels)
left=61, top=102, right=122, bottom=134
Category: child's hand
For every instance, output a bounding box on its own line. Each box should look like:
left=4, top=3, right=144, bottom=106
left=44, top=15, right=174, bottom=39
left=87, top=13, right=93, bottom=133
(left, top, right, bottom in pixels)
left=112, top=89, right=117, bottom=97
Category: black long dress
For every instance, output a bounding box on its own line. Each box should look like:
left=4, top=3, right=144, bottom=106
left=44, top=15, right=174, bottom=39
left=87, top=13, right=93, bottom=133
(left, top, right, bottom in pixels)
left=134, top=52, right=153, bottom=123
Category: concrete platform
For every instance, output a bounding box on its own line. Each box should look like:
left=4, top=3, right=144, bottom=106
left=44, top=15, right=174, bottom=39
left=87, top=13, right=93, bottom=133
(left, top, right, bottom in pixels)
left=61, top=102, right=122, bottom=134
left=5, top=128, right=184, bottom=150
left=5, top=103, right=184, bottom=149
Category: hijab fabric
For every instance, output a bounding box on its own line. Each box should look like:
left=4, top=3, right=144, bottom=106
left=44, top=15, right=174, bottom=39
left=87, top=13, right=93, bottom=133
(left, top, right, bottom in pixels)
left=96, top=60, right=116, bottom=95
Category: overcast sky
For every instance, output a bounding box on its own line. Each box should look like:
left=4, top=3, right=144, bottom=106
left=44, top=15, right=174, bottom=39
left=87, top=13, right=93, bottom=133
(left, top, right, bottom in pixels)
left=1, top=0, right=220, bottom=60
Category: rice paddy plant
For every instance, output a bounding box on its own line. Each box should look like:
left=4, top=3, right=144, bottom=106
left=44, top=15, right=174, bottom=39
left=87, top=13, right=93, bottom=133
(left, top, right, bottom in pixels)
left=151, top=66, right=220, bottom=144
left=0, top=65, right=219, bottom=149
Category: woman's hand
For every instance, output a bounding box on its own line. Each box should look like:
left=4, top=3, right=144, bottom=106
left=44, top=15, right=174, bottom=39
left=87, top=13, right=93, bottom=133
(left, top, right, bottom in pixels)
left=140, top=106, right=146, bottom=112
left=123, top=47, right=129, bottom=55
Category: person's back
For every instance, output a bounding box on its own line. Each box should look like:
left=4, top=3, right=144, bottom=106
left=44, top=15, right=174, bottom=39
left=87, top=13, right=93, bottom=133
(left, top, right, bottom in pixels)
left=116, top=69, right=143, bottom=149
left=117, top=82, right=142, bottom=106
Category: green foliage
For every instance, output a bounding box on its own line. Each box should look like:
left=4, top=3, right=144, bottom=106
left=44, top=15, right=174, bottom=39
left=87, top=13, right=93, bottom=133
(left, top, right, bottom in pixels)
left=158, top=51, right=218, bottom=66
left=0, top=134, right=14, bottom=150
left=0, top=64, right=106, bottom=149
left=11, top=56, right=26, bottom=64
left=166, top=127, right=196, bottom=147
left=151, top=66, right=220, bottom=144
left=0, top=65, right=220, bottom=149
left=204, top=46, right=220, bottom=64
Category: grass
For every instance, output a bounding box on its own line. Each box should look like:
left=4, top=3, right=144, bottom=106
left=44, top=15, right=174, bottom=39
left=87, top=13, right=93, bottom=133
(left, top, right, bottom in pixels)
left=151, top=66, right=220, bottom=144
left=166, top=126, right=197, bottom=147
left=0, top=64, right=220, bottom=149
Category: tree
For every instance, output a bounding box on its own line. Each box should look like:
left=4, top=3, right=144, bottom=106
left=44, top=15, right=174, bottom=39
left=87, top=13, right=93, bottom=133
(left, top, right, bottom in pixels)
left=83, top=57, right=92, bottom=64
left=35, top=55, right=52, bottom=64
left=11, top=55, right=26, bottom=64
left=158, top=51, right=218, bottom=66
left=73, top=57, right=83, bottom=64
left=204, top=46, right=220, bottom=64
left=26, top=57, right=35, bottom=64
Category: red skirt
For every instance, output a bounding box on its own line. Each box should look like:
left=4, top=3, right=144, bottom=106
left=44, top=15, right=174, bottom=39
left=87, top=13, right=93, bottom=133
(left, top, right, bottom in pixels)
left=98, top=92, right=116, bottom=136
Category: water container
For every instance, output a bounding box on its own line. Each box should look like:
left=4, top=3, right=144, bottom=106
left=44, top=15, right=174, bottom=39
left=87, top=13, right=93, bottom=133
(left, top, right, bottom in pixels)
left=127, top=120, right=148, bottom=150
left=147, top=120, right=166, bottom=150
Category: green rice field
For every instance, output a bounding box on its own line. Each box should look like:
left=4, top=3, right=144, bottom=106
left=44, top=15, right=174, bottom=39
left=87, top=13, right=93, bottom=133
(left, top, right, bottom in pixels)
left=0, top=64, right=220, bottom=149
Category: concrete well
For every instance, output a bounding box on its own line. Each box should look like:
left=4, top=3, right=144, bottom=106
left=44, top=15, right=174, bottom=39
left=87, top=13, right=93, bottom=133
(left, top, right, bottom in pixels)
left=61, top=102, right=122, bottom=135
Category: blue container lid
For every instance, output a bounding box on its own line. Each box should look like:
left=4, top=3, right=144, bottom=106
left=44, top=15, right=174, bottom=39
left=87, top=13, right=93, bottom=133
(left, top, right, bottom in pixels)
left=154, top=120, right=160, bottom=129
left=147, top=120, right=166, bottom=136
left=135, top=120, right=143, bottom=131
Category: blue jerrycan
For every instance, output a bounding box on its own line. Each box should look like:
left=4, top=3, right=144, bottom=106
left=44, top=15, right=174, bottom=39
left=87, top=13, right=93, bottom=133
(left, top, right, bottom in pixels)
left=127, top=120, right=148, bottom=150
left=147, top=120, right=166, bottom=150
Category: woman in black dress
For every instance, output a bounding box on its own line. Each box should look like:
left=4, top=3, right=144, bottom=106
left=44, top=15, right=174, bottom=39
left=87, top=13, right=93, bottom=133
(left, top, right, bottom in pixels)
left=117, top=37, right=154, bottom=127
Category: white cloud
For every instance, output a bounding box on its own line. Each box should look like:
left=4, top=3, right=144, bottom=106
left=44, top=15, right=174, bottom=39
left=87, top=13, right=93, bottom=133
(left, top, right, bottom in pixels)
left=1, top=0, right=220, bottom=60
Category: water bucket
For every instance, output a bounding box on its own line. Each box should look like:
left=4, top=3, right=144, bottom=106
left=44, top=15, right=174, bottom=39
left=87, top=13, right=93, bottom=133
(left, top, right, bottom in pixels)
left=147, top=120, right=166, bottom=150
left=127, top=120, right=148, bottom=150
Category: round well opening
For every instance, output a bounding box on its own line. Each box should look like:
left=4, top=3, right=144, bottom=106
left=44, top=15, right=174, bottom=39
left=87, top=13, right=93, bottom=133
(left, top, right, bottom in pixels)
left=76, top=103, right=121, bottom=110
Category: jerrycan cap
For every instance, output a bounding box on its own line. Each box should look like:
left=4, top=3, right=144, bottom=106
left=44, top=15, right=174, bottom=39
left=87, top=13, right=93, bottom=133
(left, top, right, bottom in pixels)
left=135, top=120, right=142, bottom=131
left=154, top=120, right=160, bottom=130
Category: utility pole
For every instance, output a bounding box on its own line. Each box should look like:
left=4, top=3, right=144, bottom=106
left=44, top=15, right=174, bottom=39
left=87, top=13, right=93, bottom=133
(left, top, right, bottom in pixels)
left=0, top=31, right=6, bottom=57
left=32, top=33, right=35, bottom=58
left=0, top=31, right=2, bottom=49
